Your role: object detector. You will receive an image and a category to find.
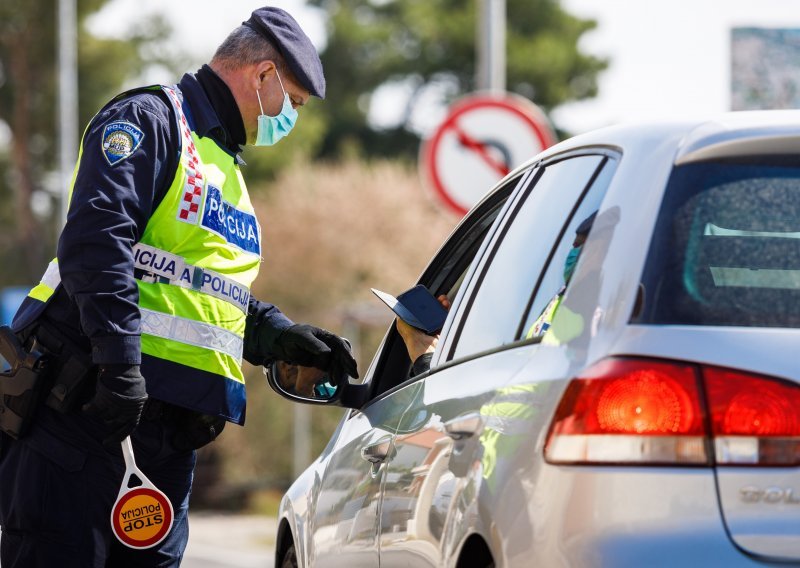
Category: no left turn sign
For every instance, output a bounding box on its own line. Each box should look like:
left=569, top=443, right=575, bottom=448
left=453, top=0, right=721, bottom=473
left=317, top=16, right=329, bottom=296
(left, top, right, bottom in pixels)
left=420, top=93, right=557, bottom=216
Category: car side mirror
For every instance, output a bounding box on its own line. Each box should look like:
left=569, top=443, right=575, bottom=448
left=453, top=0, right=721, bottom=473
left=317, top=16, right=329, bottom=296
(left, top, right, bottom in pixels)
left=264, top=360, right=370, bottom=409
left=264, top=359, right=342, bottom=403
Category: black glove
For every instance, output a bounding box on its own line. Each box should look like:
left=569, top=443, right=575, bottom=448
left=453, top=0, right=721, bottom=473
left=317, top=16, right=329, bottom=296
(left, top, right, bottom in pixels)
left=82, top=364, right=148, bottom=447
left=272, top=324, right=359, bottom=380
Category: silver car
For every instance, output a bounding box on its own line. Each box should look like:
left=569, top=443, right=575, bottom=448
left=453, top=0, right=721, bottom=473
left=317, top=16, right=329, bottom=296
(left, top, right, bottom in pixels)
left=268, top=111, right=800, bottom=567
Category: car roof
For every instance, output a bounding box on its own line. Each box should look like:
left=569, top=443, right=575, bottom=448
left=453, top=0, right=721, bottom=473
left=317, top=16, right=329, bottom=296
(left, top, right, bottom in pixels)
left=464, top=109, right=800, bottom=246
left=506, top=110, right=800, bottom=180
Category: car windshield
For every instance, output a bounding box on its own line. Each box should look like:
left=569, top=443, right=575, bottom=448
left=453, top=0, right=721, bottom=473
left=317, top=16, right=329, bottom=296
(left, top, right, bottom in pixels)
left=636, top=155, right=800, bottom=327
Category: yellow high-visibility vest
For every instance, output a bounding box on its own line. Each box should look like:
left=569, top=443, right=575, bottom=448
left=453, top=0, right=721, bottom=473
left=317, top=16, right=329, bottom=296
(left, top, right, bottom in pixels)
left=18, top=85, right=261, bottom=424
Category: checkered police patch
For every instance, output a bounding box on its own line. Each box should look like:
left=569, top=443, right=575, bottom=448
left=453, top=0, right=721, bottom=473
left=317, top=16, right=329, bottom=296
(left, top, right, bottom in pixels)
left=101, top=121, right=145, bottom=166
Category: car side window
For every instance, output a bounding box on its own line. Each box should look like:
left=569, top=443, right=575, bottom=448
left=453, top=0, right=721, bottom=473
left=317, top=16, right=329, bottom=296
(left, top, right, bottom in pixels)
left=364, top=176, right=519, bottom=400
left=448, top=154, right=607, bottom=361
left=519, top=159, right=617, bottom=341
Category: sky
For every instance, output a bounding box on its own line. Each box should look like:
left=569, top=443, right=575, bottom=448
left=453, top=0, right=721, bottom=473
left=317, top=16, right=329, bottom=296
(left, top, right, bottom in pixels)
left=554, top=0, right=800, bottom=132
left=89, top=0, right=800, bottom=136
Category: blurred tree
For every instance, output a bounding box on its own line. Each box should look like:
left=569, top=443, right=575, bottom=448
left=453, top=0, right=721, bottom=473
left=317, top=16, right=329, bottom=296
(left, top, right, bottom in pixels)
left=212, top=158, right=458, bottom=494
left=0, top=0, right=175, bottom=282
left=310, top=0, right=607, bottom=158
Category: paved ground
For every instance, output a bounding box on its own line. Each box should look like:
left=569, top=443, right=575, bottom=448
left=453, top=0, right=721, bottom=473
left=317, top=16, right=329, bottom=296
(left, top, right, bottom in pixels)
left=0, top=512, right=274, bottom=567
left=182, top=513, right=277, bottom=568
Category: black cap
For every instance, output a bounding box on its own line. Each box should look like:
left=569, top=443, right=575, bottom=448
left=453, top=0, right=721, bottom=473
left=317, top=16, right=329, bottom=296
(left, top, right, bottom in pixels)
left=571, top=211, right=597, bottom=246
left=243, top=7, right=325, bottom=99
left=575, top=212, right=598, bottom=237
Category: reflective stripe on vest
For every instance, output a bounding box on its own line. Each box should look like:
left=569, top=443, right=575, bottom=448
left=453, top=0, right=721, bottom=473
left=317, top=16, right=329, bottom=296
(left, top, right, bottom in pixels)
left=133, top=243, right=250, bottom=313
left=140, top=308, right=243, bottom=363
left=27, top=259, right=61, bottom=302
left=25, top=241, right=252, bottom=320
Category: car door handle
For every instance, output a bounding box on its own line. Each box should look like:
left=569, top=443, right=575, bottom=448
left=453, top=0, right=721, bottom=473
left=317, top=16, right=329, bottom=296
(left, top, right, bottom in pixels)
left=444, top=413, right=484, bottom=440
left=361, top=437, right=393, bottom=464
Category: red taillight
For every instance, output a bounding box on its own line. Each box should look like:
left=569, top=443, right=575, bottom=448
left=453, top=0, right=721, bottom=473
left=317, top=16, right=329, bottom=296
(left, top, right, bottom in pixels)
left=545, top=358, right=800, bottom=467
left=705, top=368, right=800, bottom=436
left=545, top=359, right=708, bottom=465
left=704, top=367, right=800, bottom=466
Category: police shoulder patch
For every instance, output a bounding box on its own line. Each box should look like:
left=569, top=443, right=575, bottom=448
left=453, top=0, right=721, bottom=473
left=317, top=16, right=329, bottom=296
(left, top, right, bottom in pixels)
left=101, top=121, right=145, bottom=166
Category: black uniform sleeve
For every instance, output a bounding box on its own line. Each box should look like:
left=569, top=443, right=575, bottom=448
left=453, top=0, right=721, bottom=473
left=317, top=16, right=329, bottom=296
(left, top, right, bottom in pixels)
left=242, top=295, right=295, bottom=365
left=57, top=92, right=177, bottom=365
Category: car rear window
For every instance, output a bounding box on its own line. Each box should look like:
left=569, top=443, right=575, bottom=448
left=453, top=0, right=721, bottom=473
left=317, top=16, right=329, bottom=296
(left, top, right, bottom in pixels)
left=636, top=156, right=800, bottom=327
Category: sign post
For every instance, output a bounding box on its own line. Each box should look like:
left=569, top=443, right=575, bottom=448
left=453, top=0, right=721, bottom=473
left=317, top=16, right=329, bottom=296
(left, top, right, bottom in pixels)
left=420, top=93, right=557, bottom=217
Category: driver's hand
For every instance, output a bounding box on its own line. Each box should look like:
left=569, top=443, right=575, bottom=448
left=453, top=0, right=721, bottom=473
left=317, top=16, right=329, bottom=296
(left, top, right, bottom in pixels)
left=396, top=295, right=451, bottom=362
left=396, top=319, right=438, bottom=362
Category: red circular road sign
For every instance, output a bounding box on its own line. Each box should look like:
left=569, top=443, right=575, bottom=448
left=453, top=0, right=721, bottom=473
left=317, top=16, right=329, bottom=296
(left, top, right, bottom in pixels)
left=420, top=93, right=557, bottom=216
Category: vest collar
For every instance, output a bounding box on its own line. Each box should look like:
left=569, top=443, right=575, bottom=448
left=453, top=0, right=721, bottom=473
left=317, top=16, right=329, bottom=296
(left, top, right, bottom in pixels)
left=178, top=70, right=245, bottom=160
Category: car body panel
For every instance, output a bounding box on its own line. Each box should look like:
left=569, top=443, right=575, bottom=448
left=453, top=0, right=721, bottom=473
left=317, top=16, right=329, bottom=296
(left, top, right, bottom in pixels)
left=280, top=459, right=318, bottom=568
left=378, top=346, right=535, bottom=567
left=525, top=466, right=763, bottom=567
left=277, top=112, right=800, bottom=567
left=306, top=392, right=419, bottom=567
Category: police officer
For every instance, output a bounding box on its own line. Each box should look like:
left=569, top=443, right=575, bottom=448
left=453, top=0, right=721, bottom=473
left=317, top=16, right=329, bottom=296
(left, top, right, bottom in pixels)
left=0, top=7, right=357, bottom=567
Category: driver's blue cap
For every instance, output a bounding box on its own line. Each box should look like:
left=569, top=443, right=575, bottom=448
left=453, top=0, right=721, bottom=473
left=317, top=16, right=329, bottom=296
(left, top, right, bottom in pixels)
left=243, top=7, right=326, bottom=99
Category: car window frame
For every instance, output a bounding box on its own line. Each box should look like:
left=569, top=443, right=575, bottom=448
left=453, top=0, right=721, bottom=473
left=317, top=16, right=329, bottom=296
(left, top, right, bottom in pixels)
left=440, top=147, right=622, bottom=368
left=514, top=152, right=620, bottom=340
left=431, top=166, right=541, bottom=365
left=353, top=171, right=527, bottom=412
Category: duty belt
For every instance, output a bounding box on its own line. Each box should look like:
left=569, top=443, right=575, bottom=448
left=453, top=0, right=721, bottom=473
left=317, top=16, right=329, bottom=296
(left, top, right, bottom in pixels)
left=132, top=243, right=250, bottom=313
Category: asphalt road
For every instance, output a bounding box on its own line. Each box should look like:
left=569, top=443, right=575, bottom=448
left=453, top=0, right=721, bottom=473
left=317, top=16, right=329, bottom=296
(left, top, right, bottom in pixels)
left=0, top=512, right=274, bottom=567
left=182, top=513, right=277, bottom=568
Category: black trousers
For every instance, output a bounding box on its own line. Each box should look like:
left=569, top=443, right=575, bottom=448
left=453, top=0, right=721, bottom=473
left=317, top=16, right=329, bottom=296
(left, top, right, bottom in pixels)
left=0, top=404, right=195, bottom=567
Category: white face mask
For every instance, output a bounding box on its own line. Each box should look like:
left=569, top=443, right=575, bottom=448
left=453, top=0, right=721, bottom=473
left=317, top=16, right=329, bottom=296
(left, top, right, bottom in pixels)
left=255, top=69, right=298, bottom=146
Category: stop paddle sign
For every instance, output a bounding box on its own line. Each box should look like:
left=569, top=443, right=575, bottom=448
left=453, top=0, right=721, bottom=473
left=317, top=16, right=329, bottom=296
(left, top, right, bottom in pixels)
left=111, top=437, right=174, bottom=549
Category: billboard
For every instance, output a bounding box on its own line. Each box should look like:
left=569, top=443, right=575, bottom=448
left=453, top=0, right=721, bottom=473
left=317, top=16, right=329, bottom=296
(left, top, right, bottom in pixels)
left=731, top=28, right=800, bottom=110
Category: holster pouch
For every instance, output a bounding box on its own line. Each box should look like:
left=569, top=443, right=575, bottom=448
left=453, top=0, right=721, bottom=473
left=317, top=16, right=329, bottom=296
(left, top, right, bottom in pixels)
left=171, top=410, right=226, bottom=452
left=0, top=326, right=49, bottom=439
left=145, top=400, right=226, bottom=451
left=32, top=323, right=94, bottom=413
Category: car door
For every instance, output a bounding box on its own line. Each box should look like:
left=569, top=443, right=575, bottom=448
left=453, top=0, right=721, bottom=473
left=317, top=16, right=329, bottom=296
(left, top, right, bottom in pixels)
left=306, top=172, right=521, bottom=567
left=379, top=151, right=619, bottom=568
left=307, top=385, right=416, bottom=567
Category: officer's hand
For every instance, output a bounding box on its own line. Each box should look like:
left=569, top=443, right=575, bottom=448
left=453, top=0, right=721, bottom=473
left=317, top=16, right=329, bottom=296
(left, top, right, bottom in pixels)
left=272, top=324, right=359, bottom=380
left=82, top=365, right=148, bottom=448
